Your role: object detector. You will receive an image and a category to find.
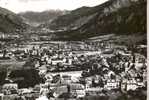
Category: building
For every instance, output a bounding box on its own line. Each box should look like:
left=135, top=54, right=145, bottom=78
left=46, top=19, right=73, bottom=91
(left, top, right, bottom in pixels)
left=39, top=84, right=50, bottom=96
left=60, top=75, right=72, bottom=84
left=2, top=83, right=18, bottom=95
left=104, top=79, right=120, bottom=90
left=18, top=88, right=33, bottom=95
left=126, top=79, right=138, bottom=91
left=85, top=87, right=103, bottom=95
left=69, top=84, right=86, bottom=98
left=121, top=79, right=143, bottom=91
left=53, top=85, right=68, bottom=98
left=0, top=93, right=4, bottom=100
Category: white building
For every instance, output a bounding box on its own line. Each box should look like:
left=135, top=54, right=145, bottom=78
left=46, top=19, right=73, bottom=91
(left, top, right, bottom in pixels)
left=104, top=79, right=120, bottom=90
left=126, top=79, right=137, bottom=91
left=121, top=79, right=143, bottom=91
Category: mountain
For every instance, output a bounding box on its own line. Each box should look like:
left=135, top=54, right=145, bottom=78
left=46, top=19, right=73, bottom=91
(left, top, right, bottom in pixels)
left=75, top=0, right=146, bottom=38
left=45, top=0, right=146, bottom=41
left=19, top=10, right=68, bottom=27
left=0, top=7, right=27, bottom=33
left=42, top=6, right=102, bottom=30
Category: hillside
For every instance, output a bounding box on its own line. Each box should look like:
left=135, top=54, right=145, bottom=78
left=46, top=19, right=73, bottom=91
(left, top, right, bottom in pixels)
left=43, top=5, right=110, bottom=30
left=19, top=10, right=68, bottom=27
left=76, top=0, right=146, bottom=38
left=0, top=7, right=27, bottom=33
left=48, top=0, right=146, bottom=41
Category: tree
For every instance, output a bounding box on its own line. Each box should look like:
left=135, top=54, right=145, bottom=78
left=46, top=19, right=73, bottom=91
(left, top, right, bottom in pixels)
left=9, top=68, right=42, bottom=88
left=2, top=49, right=7, bottom=58
left=0, top=70, right=7, bottom=85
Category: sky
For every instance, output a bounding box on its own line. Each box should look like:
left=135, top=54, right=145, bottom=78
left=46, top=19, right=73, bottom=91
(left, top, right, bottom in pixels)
left=0, top=0, right=108, bottom=13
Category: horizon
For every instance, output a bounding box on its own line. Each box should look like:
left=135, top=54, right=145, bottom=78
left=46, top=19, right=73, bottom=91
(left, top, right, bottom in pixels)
left=0, top=0, right=108, bottom=13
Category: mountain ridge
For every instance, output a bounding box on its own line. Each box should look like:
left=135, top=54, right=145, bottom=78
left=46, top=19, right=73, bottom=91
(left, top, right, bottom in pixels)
left=19, top=10, right=69, bottom=27
left=0, top=7, right=27, bottom=33
left=49, top=0, right=146, bottom=40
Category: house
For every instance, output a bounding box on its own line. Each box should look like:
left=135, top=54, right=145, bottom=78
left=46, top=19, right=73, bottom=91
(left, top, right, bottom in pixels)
left=104, top=79, right=120, bottom=90
left=32, top=50, right=38, bottom=55
left=0, top=52, right=3, bottom=58
left=60, top=75, right=72, bottom=84
left=51, top=60, right=64, bottom=65
left=71, top=76, right=80, bottom=83
left=53, top=85, right=68, bottom=98
left=2, top=83, right=18, bottom=95
left=121, top=79, right=138, bottom=91
left=126, top=79, right=138, bottom=91
left=85, top=87, right=103, bottom=95
left=45, top=74, right=53, bottom=82
left=38, top=65, right=47, bottom=75
left=85, top=77, right=93, bottom=88
left=35, top=61, right=40, bottom=68
left=107, top=71, right=116, bottom=79
left=18, top=88, right=33, bottom=95
left=39, top=84, right=50, bottom=96
left=69, top=83, right=86, bottom=98
left=137, top=82, right=145, bottom=88
left=143, top=71, right=147, bottom=82
left=30, top=34, right=39, bottom=41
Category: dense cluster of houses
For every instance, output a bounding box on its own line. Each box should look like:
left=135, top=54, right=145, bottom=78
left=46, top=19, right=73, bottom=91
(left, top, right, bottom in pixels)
left=0, top=41, right=147, bottom=100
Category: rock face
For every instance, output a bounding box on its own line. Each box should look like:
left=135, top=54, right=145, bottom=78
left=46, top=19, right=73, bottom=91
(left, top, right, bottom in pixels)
left=0, top=7, right=27, bottom=33
left=46, top=0, right=146, bottom=40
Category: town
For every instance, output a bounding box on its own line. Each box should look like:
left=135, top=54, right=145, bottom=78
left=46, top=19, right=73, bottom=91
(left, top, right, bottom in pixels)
left=0, top=36, right=147, bottom=100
